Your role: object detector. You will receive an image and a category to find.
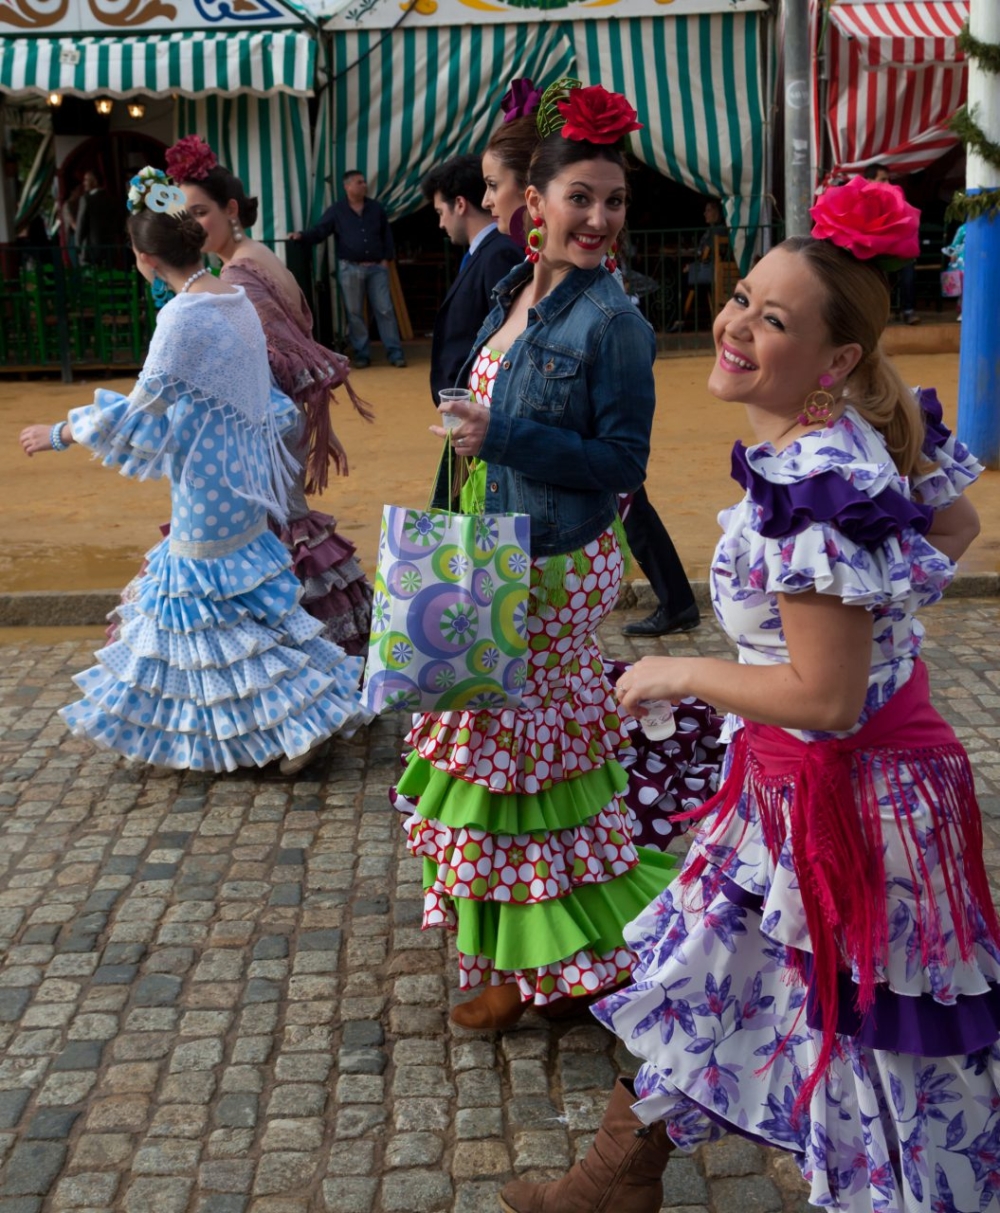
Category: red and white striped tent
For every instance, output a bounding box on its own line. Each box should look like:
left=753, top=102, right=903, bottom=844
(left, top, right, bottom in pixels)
left=811, top=0, right=968, bottom=181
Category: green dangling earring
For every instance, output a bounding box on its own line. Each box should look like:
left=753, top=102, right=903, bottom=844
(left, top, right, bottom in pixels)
left=150, top=271, right=174, bottom=310
left=525, top=218, right=545, bottom=263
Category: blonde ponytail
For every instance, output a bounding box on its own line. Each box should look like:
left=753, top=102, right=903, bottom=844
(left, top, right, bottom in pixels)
left=782, top=236, right=932, bottom=479
left=846, top=349, right=930, bottom=478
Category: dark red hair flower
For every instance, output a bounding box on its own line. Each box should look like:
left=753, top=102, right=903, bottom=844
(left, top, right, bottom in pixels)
left=556, top=85, right=642, bottom=146
left=809, top=176, right=920, bottom=263
left=165, top=135, right=218, bottom=183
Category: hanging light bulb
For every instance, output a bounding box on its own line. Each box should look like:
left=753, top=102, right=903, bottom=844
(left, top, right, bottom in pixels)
left=127, top=102, right=145, bottom=119
left=47, top=92, right=63, bottom=107
left=94, top=97, right=113, bottom=116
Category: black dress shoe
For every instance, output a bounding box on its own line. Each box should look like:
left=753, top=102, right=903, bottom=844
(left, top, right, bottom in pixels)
left=621, top=603, right=700, bottom=637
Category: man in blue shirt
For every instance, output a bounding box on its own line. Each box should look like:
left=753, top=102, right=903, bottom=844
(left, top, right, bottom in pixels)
left=290, top=170, right=406, bottom=367
left=420, top=155, right=521, bottom=405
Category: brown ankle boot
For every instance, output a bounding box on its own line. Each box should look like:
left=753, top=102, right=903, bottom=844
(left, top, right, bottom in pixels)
left=498, top=1079, right=672, bottom=1212
left=450, top=982, right=526, bottom=1031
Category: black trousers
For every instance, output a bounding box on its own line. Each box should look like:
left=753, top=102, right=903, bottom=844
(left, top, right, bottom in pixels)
left=623, top=487, right=696, bottom=614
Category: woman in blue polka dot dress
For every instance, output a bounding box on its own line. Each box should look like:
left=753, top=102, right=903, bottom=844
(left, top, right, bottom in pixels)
left=20, top=170, right=367, bottom=773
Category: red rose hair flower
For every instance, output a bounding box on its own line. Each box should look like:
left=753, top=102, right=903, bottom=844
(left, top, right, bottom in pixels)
left=165, top=135, right=218, bottom=183
left=555, top=85, right=642, bottom=146
left=809, top=176, right=920, bottom=264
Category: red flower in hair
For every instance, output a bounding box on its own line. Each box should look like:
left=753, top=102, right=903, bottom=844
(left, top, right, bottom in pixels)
left=809, top=176, right=920, bottom=263
left=556, top=85, right=642, bottom=146
left=165, top=135, right=218, bottom=183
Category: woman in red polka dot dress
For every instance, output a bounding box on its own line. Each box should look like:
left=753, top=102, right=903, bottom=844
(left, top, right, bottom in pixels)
left=392, top=84, right=675, bottom=1031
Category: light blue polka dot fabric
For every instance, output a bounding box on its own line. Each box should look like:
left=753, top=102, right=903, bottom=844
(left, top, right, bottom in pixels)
left=62, top=387, right=368, bottom=772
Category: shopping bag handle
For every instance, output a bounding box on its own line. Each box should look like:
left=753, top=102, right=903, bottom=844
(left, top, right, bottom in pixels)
left=428, top=434, right=454, bottom=513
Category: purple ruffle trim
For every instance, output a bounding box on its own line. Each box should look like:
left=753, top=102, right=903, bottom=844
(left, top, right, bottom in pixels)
left=805, top=962, right=1000, bottom=1058
left=916, top=386, right=951, bottom=454
left=716, top=873, right=1000, bottom=1058
left=730, top=443, right=934, bottom=543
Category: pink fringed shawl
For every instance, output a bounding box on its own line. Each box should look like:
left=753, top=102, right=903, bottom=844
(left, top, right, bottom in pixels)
left=221, top=260, right=372, bottom=496
left=680, top=659, right=1000, bottom=1115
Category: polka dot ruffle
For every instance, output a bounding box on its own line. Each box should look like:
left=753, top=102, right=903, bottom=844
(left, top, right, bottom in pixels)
left=406, top=533, right=628, bottom=794
left=408, top=800, right=640, bottom=908
left=458, top=945, right=635, bottom=1004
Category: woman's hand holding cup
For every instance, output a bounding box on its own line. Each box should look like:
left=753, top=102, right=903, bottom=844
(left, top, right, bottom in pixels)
left=430, top=389, right=489, bottom=458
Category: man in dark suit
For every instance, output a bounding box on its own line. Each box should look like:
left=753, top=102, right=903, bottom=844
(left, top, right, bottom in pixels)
left=76, top=171, right=123, bottom=267
left=421, top=156, right=522, bottom=405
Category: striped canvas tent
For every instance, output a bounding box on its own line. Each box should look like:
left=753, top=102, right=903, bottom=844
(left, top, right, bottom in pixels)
left=814, top=0, right=968, bottom=179
left=0, top=24, right=320, bottom=242
left=326, top=9, right=769, bottom=265
left=174, top=91, right=315, bottom=243
left=0, top=29, right=315, bottom=98
left=327, top=23, right=576, bottom=219
left=571, top=14, right=768, bottom=249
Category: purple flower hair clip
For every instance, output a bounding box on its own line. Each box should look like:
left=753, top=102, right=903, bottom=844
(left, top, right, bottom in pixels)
left=501, top=78, right=543, bottom=124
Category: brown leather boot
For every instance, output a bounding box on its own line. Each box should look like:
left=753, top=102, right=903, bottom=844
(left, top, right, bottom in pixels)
left=499, top=1079, right=672, bottom=1212
left=450, top=982, right=526, bottom=1031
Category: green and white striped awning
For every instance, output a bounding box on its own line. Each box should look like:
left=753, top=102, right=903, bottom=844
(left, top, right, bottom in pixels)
left=0, top=28, right=316, bottom=99
left=573, top=13, right=768, bottom=252
left=328, top=12, right=768, bottom=260
left=176, top=93, right=314, bottom=243
left=329, top=23, right=576, bottom=220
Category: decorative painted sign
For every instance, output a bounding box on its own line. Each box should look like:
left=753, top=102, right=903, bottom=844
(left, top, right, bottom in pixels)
left=323, top=0, right=766, bottom=29
left=0, top=0, right=305, bottom=32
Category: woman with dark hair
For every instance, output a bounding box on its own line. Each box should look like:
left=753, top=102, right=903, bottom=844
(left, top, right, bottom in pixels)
left=481, top=81, right=722, bottom=855
left=500, top=179, right=999, bottom=1213
left=168, top=137, right=374, bottom=674
left=19, top=169, right=366, bottom=773
left=392, top=83, right=675, bottom=1032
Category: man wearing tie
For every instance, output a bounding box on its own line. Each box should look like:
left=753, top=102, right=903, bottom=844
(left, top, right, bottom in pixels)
left=421, top=156, right=522, bottom=406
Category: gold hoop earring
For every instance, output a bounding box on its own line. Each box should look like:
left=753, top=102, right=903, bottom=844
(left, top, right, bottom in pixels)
left=798, top=375, right=836, bottom=427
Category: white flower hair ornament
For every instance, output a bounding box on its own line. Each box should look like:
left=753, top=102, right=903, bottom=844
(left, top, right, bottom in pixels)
left=126, top=167, right=187, bottom=216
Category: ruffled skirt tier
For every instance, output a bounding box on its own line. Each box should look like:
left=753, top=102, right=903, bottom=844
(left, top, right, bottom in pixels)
left=277, top=510, right=373, bottom=656
left=395, top=528, right=675, bottom=1004
left=604, top=659, right=725, bottom=852
left=62, top=529, right=366, bottom=772
left=594, top=748, right=1000, bottom=1212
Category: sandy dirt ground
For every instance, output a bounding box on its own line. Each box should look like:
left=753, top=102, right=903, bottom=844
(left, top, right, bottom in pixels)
left=1, top=347, right=996, bottom=596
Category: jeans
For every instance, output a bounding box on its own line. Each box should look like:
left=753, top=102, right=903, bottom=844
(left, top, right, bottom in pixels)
left=337, top=262, right=404, bottom=362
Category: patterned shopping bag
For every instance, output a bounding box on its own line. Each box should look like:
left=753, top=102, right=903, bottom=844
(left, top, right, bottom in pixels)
left=940, top=269, right=963, bottom=298
left=361, top=505, right=532, bottom=713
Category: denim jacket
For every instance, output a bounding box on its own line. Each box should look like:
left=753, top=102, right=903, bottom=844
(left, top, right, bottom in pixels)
left=442, top=262, right=657, bottom=557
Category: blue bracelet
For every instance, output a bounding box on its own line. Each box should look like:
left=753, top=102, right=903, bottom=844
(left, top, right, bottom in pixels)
left=50, top=422, right=68, bottom=452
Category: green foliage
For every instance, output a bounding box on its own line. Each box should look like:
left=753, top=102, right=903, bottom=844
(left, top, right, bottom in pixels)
left=946, top=188, right=1000, bottom=224
left=9, top=128, right=44, bottom=182
left=959, top=24, right=1000, bottom=76
left=947, top=26, right=1000, bottom=220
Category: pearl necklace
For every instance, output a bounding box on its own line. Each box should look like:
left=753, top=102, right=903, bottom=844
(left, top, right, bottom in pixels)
left=180, top=267, right=210, bottom=293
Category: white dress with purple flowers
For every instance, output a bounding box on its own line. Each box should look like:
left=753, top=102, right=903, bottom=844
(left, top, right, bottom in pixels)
left=594, top=396, right=1000, bottom=1212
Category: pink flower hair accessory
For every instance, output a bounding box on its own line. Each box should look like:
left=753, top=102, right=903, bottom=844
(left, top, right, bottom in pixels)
left=500, top=78, right=543, bottom=125
left=809, top=176, right=920, bottom=270
left=165, top=135, right=218, bottom=183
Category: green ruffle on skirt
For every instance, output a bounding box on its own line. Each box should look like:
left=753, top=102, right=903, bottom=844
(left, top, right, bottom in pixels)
left=438, top=846, right=676, bottom=972
left=397, top=752, right=630, bottom=835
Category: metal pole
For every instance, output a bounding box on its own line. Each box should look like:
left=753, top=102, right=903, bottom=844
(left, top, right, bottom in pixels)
left=783, top=0, right=813, bottom=237
left=957, top=0, right=1000, bottom=469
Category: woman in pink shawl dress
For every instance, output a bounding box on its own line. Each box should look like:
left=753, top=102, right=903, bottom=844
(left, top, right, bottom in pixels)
left=170, top=136, right=374, bottom=663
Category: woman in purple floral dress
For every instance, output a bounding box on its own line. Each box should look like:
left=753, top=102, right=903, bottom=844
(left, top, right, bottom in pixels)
left=499, top=183, right=1000, bottom=1212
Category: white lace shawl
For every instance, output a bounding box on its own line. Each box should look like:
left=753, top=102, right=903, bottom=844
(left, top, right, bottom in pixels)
left=127, top=287, right=297, bottom=520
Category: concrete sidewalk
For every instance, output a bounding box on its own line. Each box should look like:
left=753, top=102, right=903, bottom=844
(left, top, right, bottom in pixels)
left=0, top=601, right=999, bottom=1213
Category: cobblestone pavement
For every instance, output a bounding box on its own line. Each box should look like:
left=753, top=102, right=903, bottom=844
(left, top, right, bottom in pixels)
left=1, top=600, right=999, bottom=1213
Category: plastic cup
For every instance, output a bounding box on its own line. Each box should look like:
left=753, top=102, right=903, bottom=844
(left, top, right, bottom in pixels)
left=439, top=388, right=471, bottom=429
left=639, top=699, right=676, bottom=741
